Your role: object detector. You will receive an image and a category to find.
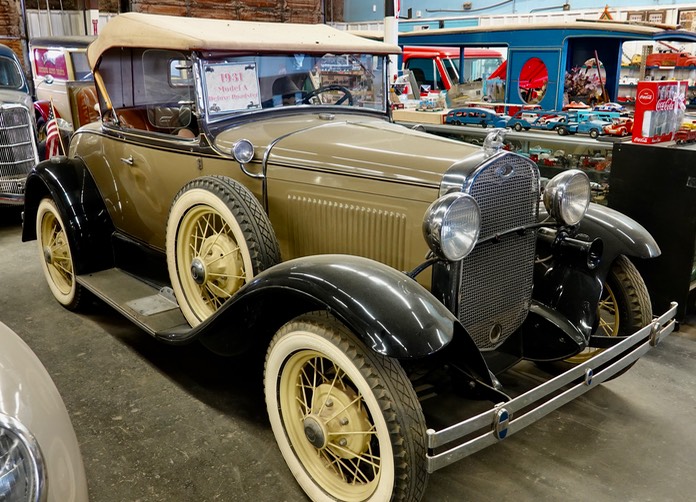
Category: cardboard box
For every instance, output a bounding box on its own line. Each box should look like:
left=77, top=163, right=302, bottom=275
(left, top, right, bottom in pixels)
left=392, top=108, right=446, bottom=124
left=632, top=80, right=688, bottom=144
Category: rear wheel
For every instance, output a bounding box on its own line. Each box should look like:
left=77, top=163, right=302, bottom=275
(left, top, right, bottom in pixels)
left=265, top=312, right=428, bottom=502
left=36, top=198, right=83, bottom=310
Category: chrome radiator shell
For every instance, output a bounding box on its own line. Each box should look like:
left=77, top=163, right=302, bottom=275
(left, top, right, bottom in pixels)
left=455, top=151, right=540, bottom=350
left=0, top=104, right=37, bottom=205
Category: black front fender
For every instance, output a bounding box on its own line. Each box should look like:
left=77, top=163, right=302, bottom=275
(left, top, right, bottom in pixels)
left=182, top=255, right=465, bottom=360
left=579, top=203, right=660, bottom=275
left=22, top=156, right=114, bottom=274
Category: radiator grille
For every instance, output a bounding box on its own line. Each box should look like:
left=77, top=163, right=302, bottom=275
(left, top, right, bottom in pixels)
left=0, top=105, right=36, bottom=203
left=287, top=194, right=407, bottom=271
left=458, top=153, right=539, bottom=350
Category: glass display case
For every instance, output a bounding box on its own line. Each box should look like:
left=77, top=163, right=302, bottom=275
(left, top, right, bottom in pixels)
left=409, top=123, right=620, bottom=204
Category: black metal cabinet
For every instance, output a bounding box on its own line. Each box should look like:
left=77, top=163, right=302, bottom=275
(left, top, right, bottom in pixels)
left=609, top=142, right=696, bottom=320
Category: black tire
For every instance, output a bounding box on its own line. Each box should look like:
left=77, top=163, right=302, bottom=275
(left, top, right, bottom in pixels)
left=481, top=120, right=487, bottom=128
left=589, top=128, right=600, bottom=139
left=36, top=198, right=84, bottom=310
left=513, top=123, right=523, bottom=131
left=564, top=255, right=652, bottom=372
left=166, top=175, right=280, bottom=326
left=265, top=312, right=428, bottom=502
left=557, top=126, right=568, bottom=136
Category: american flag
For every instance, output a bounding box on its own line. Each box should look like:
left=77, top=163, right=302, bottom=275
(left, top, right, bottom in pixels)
left=45, top=102, right=61, bottom=158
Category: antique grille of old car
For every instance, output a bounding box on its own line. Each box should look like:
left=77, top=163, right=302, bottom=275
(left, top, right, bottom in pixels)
left=457, top=153, right=539, bottom=350
left=0, top=104, right=36, bottom=204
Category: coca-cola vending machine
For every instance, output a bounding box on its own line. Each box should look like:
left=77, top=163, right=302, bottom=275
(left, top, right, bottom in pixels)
left=632, top=80, right=687, bottom=144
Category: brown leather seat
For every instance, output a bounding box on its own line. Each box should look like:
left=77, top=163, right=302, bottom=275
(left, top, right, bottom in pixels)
left=117, top=108, right=153, bottom=131
left=74, top=86, right=100, bottom=126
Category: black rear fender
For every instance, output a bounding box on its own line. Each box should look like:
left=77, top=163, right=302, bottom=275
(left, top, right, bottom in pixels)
left=22, top=156, right=114, bottom=274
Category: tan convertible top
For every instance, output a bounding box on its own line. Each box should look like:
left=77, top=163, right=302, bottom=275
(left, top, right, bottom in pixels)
left=87, top=12, right=401, bottom=67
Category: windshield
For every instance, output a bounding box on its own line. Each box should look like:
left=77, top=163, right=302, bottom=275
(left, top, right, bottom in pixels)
left=0, top=55, right=25, bottom=90
left=199, top=53, right=387, bottom=121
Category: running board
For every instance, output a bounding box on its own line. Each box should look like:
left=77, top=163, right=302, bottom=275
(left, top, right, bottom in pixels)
left=77, top=269, right=191, bottom=338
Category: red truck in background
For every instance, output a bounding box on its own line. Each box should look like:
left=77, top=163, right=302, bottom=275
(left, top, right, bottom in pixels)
left=402, top=46, right=504, bottom=91
left=645, top=51, right=696, bottom=67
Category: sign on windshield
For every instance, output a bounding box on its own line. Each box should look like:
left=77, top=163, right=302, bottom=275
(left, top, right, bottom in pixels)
left=204, top=62, right=261, bottom=114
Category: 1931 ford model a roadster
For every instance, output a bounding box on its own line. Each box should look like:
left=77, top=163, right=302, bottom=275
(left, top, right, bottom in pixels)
left=21, top=13, right=677, bottom=502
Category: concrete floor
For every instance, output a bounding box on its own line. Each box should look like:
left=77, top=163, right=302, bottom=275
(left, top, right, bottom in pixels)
left=1, top=208, right=696, bottom=502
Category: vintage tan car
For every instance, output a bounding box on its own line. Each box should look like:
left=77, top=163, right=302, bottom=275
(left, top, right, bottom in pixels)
left=22, top=13, right=677, bottom=502
left=0, top=320, right=88, bottom=502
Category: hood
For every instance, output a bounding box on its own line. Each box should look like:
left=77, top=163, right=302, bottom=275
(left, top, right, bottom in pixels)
left=0, top=89, right=32, bottom=111
left=214, top=112, right=482, bottom=188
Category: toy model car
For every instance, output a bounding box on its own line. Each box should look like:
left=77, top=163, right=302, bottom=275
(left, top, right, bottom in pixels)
left=593, top=102, right=625, bottom=113
left=0, top=43, right=39, bottom=205
left=22, top=13, right=677, bottom=502
left=557, top=111, right=612, bottom=138
left=645, top=50, right=696, bottom=67
left=603, top=117, right=634, bottom=137
left=0, top=320, right=88, bottom=502
left=445, top=106, right=509, bottom=127
left=507, top=110, right=569, bottom=132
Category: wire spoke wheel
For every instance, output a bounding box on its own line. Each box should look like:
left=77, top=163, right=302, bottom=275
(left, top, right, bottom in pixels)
left=167, top=176, right=280, bottom=327
left=565, top=255, right=652, bottom=368
left=282, top=351, right=380, bottom=498
left=265, top=312, right=427, bottom=502
left=177, top=206, right=247, bottom=316
left=36, top=198, right=83, bottom=309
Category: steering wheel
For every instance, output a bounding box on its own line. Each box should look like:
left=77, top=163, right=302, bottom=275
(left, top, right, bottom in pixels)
left=303, top=85, right=354, bottom=106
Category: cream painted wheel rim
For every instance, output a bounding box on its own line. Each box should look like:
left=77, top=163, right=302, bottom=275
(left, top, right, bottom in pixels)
left=279, top=349, right=379, bottom=500
left=175, top=203, right=250, bottom=322
left=266, top=326, right=396, bottom=502
left=37, top=199, right=76, bottom=304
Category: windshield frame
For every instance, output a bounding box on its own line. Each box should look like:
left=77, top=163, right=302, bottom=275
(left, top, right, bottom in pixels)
left=194, top=51, right=390, bottom=125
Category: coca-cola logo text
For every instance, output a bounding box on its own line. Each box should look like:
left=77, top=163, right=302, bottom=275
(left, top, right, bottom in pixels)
left=637, top=89, right=655, bottom=105
left=656, top=99, right=677, bottom=111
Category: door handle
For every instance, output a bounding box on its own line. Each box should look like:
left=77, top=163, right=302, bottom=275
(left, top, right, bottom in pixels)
left=120, top=156, right=134, bottom=166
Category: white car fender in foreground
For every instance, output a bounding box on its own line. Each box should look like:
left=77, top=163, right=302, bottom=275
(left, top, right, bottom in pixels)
left=0, top=321, right=88, bottom=502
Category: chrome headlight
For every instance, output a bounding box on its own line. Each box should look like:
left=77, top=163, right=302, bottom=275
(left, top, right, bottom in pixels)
left=232, top=139, right=254, bottom=164
left=423, top=193, right=481, bottom=261
left=543, top=169, right=591, bottom=226
left=0, top=414, right=45, bottom=502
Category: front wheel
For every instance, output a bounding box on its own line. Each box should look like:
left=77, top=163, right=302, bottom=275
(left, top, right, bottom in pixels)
left=589, top=128, right=600, bottom=138
left=265, top=312, right=428, bottom=502
left=566, top=255, right=652, bottom=365
left=513, top=123, right=522, bottom=131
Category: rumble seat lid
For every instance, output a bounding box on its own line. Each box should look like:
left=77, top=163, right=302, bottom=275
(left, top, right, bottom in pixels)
left=87, top=12, right=401, bottom=68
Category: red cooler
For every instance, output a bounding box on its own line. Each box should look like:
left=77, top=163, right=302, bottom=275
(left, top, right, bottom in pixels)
left=632, top=80, right=687, bottom=144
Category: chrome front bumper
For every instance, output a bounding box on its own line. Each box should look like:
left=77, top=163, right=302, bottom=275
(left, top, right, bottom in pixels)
left=426, top=302, right=678, bottom=473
